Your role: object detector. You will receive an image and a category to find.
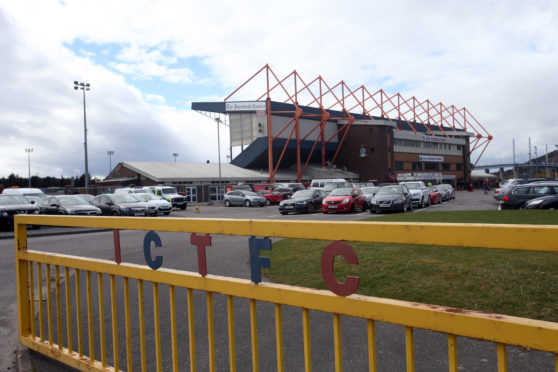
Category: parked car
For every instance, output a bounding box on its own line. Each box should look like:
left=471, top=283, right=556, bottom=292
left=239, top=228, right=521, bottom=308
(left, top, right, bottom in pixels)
left=91, top=194, right=149, bottom=216
left=361, top=186, right=379, bottom=208
left=369, top=184, right=413, bottom=213
left=2, top=187, right=46, bottom=200
left=274, top=187, right=295, bottom=199
left=524, top=195, right=558, bottom=209
left=146, top=186, right=188, bottom=210
left=322, top=187, right=367, bottom=213
left=499, top=183, right=558, bottom=209
left=39, top=195, right=102, bottom=215
left=427, top=186, right=442, bottom=205
left=275, top=183, right=306, bottom=192
left=279, top=188, right=326, bottom=214
left=310, top=178, right=347, bottom=188
left=256, top=190, right=284, bottom=206
left=223, top=190, right=267, bottom=207
left=400, top=181, right=430, bottom=208
left=131, top=193, right=172, bottom=215
left=437, top=184, right=455, bottom=201
left=493, top=178, right=554, bottom=201
left=0, top=195, right=40, bottom=229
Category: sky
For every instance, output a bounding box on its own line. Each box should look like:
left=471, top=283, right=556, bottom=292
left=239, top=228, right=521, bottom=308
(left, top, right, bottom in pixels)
left=1, top=0, right=557, bottom=179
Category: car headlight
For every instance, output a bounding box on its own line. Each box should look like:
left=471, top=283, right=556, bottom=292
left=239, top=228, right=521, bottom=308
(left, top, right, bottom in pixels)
left=322, top=200, right=327, bottom=205
left=370, top=200, right=377, bottom=205
left=340, top=198, right=350, bottom=204
left=527, top=199, right=543, bottom=206
left=296, top=201, right=307, bottom=205
left=67, top=210, right=76, bottom=215
left=1, top=212, right=8, bottom=217
left=122, top=207, right=130, bottom=212
left=392, top=198, right=404, bottom=204
left=32, top=209, right=40, bottom=214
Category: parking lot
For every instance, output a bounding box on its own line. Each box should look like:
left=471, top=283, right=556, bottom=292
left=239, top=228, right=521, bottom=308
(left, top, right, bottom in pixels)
left=0, top=189, right=540, bottom=372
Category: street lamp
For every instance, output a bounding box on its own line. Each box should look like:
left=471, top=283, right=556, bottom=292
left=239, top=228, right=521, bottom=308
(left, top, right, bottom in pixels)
left=25, top=148, right=33, bottom=187
left=74, top=81, right=91, bottom=188
left=107, top=150, right=114, bottom=174
left=173, top=152, right=179, bottom=162
left=215, top=117, right=223, bottom=202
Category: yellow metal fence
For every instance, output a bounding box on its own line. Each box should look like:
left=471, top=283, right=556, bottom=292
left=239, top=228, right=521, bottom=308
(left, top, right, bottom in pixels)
left=14, top=215, right=558, bottom=371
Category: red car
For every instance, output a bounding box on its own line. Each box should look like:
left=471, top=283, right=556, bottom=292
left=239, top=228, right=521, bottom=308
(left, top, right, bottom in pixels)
left=256, top=190, right=284, bottom=206
left=428, top=186, right=442, bottom=205
left=322, top=187, right=367, bottom=213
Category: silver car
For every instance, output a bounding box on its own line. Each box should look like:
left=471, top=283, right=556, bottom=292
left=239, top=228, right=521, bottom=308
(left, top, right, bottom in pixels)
left=224, top=190, right=267, bottom=207
left=132, top=193, right=172, bottom=215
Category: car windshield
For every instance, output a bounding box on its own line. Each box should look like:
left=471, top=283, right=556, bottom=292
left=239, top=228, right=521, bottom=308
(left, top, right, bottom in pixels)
left=361, top=187, right=378, bottom=194
left=162, top=187, right=178, bottom=194
left=329, top=188, right=353, bottom=196
left=0, top=195, right=30, bottom=205
left=292, top=190, right=313, bottom=198
left=404, top=183, right=420, bottom=190
left=59, top=196, right=89, bottom=206
left=110, top=194, right=138, bottom=203
left=377, top=186, right=403, bottom=196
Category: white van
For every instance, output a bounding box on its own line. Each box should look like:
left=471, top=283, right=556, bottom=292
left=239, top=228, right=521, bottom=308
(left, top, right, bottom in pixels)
left=310, top=179, right=347, bottom=188
left=2, top=187, right=46, bottom=199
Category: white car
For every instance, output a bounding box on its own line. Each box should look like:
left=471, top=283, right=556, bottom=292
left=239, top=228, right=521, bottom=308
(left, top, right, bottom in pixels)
left=131, top=193, right=172, bottom=215
left=400, top=181, right=430, bottom=208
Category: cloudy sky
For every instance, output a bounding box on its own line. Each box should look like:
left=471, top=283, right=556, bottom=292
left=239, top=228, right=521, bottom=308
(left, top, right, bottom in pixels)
left=1, top=0, right=557, bottom=179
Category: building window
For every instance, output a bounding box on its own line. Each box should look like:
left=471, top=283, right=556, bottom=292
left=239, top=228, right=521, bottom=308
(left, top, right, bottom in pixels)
left=412, top=162, right=422, bottom=170
left=456, top=164, right=463, bottom=170
left=442, top=163, right=451, bottom=171
left=395, top=161, right=404, bottom=170
left=425, top=162, right=439, bottom=170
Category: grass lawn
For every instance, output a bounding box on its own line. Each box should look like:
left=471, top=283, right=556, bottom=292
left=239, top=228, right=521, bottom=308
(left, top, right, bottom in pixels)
left=261, top=210, right=558, bottom=322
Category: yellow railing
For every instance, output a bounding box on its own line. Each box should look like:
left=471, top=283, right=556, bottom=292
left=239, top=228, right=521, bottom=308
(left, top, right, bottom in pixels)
left=14, top=215, right=558, bottom=372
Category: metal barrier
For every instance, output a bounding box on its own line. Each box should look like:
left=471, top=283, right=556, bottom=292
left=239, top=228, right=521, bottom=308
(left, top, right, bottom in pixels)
left=14, top=215, right=558, bottom=371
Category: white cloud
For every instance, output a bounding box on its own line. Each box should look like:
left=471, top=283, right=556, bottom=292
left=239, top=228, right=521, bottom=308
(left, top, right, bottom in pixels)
left=0, top=0, right=557, bottom=179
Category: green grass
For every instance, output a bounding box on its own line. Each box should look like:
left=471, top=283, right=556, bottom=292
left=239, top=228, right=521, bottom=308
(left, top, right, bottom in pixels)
left=261, top=211, right=558, bottom=321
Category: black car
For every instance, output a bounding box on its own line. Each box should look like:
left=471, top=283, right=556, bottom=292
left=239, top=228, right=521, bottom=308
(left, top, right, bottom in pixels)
left=524, top=195, right=558, bottom=209
left=499, top=182, right=558, bottom=209
left=40, top=195, right=102, bottom=215
left=0, top=195, right=40, bottom=229
left=369, top=184, right=413, bottom=213
left=279, top=189, right=326, bottom=214
left=91, top=194, right=149, bottom=216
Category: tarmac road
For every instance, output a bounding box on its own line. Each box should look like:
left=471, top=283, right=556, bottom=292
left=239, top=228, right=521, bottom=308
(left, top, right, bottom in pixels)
left=7, top=190, right=553, bottom=371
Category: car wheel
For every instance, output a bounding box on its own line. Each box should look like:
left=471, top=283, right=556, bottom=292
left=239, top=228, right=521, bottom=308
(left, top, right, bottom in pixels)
left=164, top=212, right=170, bottom=215
left=244, top=200, right=251, bottom=207
left=518, top=203, right=526, bottom=210
left=403, top=203, right=407, bottom=213
left=420, top=198, right=425, bottom=208
left=225, top=200, right=231, bottom=207
left=307, top=203, right=315, bottom=214
left=180, top=205, right=186, bottom=210
left=280, top=211, right=288, bottom=215
left=112, top=210, right=119, bottom=216
left=265, top=199, right=271, bottom=206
